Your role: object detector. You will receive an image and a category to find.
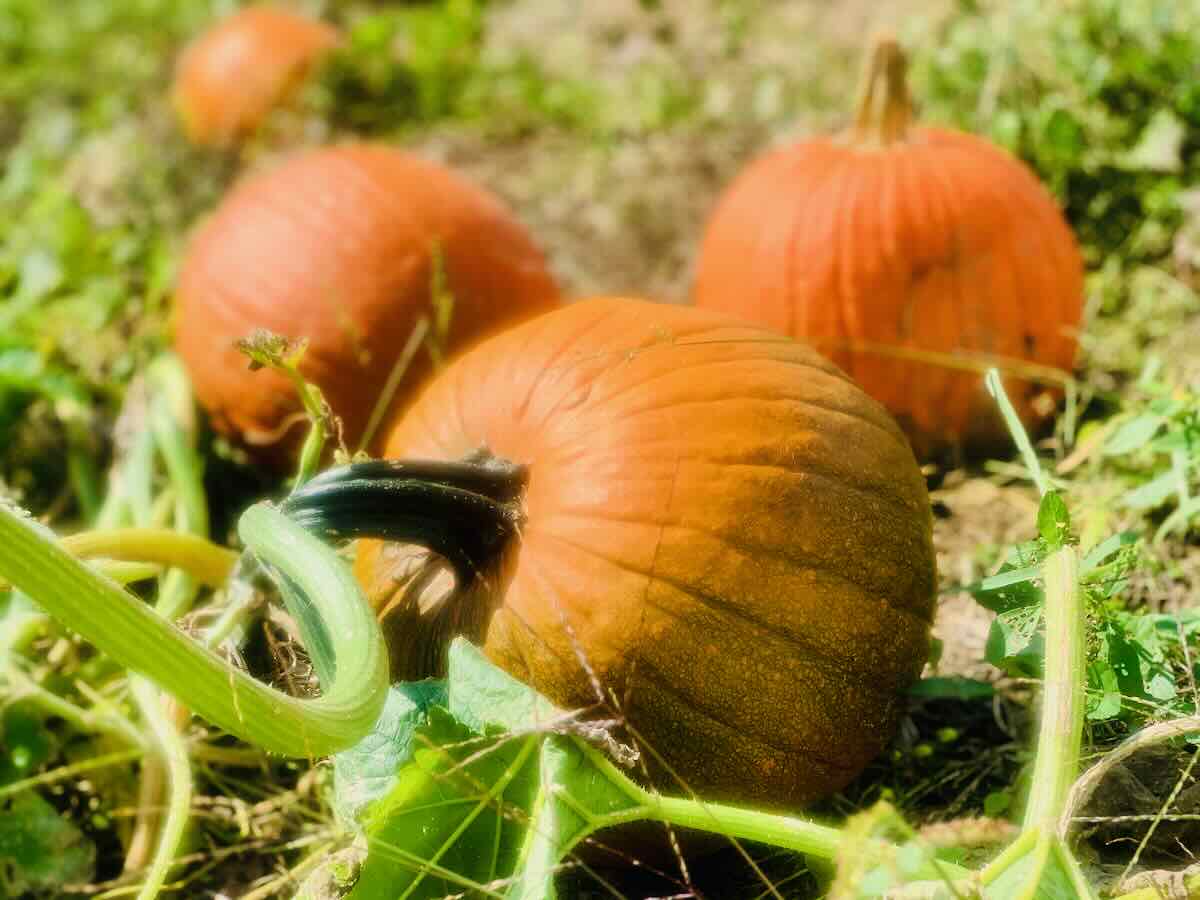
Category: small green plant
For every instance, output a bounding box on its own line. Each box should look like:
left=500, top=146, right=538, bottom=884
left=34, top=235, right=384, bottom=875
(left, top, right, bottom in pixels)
left=1094, top=360, right=1200, bottom=542
left=313, top=0, right=486, bottom=130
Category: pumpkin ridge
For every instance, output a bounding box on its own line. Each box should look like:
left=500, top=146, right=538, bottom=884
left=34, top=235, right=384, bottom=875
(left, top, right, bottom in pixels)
left=626, top=656, right=858, bottom=773
left=825, top=153, right=867, bottom=377
left=507, top=303, right=623, bottom=427
left=542, top=457, right=928, bottom=551
left=645, top=555, right=931, bottom=666
left=637, top=573, right=927, bottom=686
left=908, top=136, right=968, bottom=432
left=533, top=528, right=924, bottom=685
left=561, top=412, right=916, bottom=504
left=781, top=155, right=824, bottom=342
left=929, top=136, right=1081, bottom=342
left=794, top=151, right=859, bottom=357
left=938, top=140, right=1075, bottom=381
left=839, top=154, right=874, bottom=347
left=575, top=336, right=908, bottom=444
left=578, top=377, right=905, bottom=443
left=580, top=339, right=837, bottom=409
left=947, top=138, right=1081, bottom=365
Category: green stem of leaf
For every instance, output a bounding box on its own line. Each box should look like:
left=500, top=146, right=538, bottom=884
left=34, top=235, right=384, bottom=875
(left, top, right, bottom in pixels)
left=129, top=678, right=193, bottom=900
left=580, top=743, right=969, bottom=882
left=1022, top=545, right=1085, bottom=831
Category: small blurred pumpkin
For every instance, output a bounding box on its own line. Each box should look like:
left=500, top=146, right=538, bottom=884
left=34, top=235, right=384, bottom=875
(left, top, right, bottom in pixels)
left=693, top=36, right=1084, bottom=457
left=173, top=143, right=561, bottom=463
left=173, top=5, right=340, bottom=146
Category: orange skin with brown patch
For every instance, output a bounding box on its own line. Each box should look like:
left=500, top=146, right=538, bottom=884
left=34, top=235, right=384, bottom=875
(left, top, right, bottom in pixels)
left=357, top=297, right=935, bottom=807
left=694, top=41, right=1083, bottom=457
left=173, top=5, right=339, bottom=146
left=174, top=144, right=561, bottom=462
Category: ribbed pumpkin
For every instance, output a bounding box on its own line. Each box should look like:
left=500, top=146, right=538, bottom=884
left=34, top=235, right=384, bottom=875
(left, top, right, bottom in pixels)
left=174, top=143, right=560, bottom=460
left=343, top=297, right=935, bottom=807
left=693, top=37, right=1084, bottom=457
left=173, top=5, right=339, bottom=146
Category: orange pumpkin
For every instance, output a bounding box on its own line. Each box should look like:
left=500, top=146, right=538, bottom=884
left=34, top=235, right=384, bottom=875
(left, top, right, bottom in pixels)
left=174, top=143, right=560, bottom=461
left=313, top=297, right=936, bottom=807
left=693, top=37, right=1084, bottom=456
left=173, top=5, right=339, bottom=146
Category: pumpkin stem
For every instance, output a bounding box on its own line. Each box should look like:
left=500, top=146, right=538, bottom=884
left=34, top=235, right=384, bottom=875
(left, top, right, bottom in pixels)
left=279, top=451, right=527, bottom=585
left=852, top=34, right=912, bottom=146
left=281, top=451, right=527, bottom=681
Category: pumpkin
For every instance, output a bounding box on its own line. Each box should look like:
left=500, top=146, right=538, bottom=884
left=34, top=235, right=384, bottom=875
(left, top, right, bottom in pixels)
left=693, top=36, right=1084, bottom=457
left=173, top=143, right=560, bottom=461
left=173, top=5, right=339, bottom=146
left=290, top=297, right=936, bottom=807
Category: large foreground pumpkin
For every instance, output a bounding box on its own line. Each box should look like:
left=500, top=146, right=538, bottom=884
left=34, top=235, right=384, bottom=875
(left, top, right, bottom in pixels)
left=343, top=297, right=936, bottom=807
left=694, top=37, right=1084, bottom=456
left=174, top=143, right=560, bottom=461
left=173, top=5, right=339, bottom=146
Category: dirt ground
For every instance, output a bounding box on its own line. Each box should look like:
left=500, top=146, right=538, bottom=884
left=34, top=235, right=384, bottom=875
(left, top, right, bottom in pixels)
left=412, top=0, right=955, bottom=301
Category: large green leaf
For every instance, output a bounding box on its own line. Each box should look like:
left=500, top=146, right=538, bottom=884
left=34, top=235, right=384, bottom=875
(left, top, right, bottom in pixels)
left=505, top=736, right=641, bottom=900
left=349, top=708, right=542, bottom=900
left=333, top=680, right=448, bottom=825
left=446, top=638, right=559, bottom=734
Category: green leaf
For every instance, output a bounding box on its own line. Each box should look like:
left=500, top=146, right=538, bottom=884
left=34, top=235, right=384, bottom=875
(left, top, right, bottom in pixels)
left=16, top=247, right=63, bottom=301
left=0, top=703, right=57, bottom=786
left=349, top=708, right=542, bottom=900
left=1037, top=492, right=1071, bottom=549
left=506, top=737, right=641, bottom=900
left=907, top=676, right=996, bottom=701
left=1038, top=107, right=1086, bottom=164
left=968, top=543, right=1045, bottom=613
left=1121, top=469, right=1179, bottom=510
left=1104, top=413, right=1165, bottom=455
left=447, top=638, right=561, bottom=733
left=344, top=642, right=647, bottom=899
left=1102, top=622, right=1146, bottom=708
left=1085, top=660, right=1122, bottom=721
left=983, top=790, right=1012, bottom=817
left=969, top=565, right=1042, bottom=612
left=1080, top=531, right=1138, bottom=573
left=985, top=609, right=1044, bottom=677
left=984, top=835, right=1095, bottom=900
left=1147, top=672, right=1177, bottom=702
left=1121, top=109, right=1186, bottom=172
left=0, top=792, right=95, bottom=896
left=333, top=680, right=448, bottom=824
